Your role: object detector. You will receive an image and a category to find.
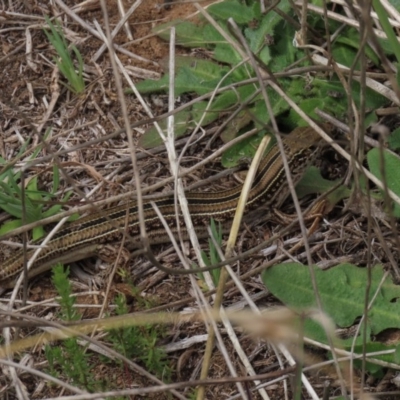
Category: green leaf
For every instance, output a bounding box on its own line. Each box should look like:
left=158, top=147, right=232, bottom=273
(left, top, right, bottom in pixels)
left=296, top=166, right=350, bottom=206
left=213, top=43, right=242, bottom=65
left=132, top=74, right=170, bottom=94
left=262, top=263, right=400, bottom=339
left=373, top=0, right=400, bottom=65
left=208, top=0, right=255, bottom=24
left=244, top=0, right=291, bottom=53
left=202, top=23, right=226, bottom=44
left=0, top=219, right=22, bottom=236
left=353, top=342, right=395, bottom=375
left=183, top=58, right=230, bottom=81
left=191, top=101, right=220, bottom=127
left=388, top=127, right=400, bottom=151
left=173, top=66, right=224, bottom=95
left=251, top=90, right=291, bottom=130
left=221, top=130, right=267, bottom=168
left=259, top=46, right=271, bottom=65
left=138, top=110, right=191, bottom=149
left=367, top=147, right=400, bottom=217
left=332, top=42, right=360, bottom=69
left=305, top=78, right=388, bottom=120
left=153, top=20, right=205, bottom=48
left=335, top=29, right=379, bottom=66
left=220, top=110, right=254, bottom=143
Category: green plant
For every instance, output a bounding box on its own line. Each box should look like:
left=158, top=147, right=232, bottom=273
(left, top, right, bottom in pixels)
left=106, top=293, right=171, bottom=380
left=262, top=263, right=398, bottom=376
left=129, top=0, right=388, bottom=169
left=45, top=265, right=96, bottom=390
left=0, top=129, right=73, bottom=240
left=200, top=218, right=223, bottom=286
left=43, top=15, right=85, bottom=94
left=367, top=146, right=400, bottom=218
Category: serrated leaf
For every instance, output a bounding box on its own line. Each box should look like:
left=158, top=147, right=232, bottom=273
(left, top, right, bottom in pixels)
left=262, top=263, right=400, bottom=338
left=367, top=147, right=400, bottom=217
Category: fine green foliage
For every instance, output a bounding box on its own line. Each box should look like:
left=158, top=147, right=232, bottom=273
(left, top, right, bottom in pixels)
left=0, top=130, right=72, bottom=240
left=106, top=293, right=171, bottom=380
left=45, top=265, right=96, bottom=390
left=367, top=148, right=400, bottom=217
left=130, top=0, right=388, bottom=169
left=262, top=263, right=399, bottom=374
left=200, top=219, right=223, bottom=285
left=51, top=264, right=80, bottom=322
left=43, top=16, right=85, bottom=94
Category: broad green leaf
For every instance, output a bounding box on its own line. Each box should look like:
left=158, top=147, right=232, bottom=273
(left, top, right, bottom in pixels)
left=306, top=78, right=388, bottom=119
left=373, top=0, right=400, bottom=66
left=353, top=342, right=395, bottom=376
left=269, top=22, right=300, bottom=72
left=244, top=0, right=291, bottom=53
left=202, top=24, right=226, bottom=44
left=220, top=110, right=254, bottom=142
left=296, top=166, right=350, bottom=207
left=133, top=74, right=170, bottom=94
left=212, top=43, right=242, bottom=65
left=335, top=31, right=379, bottom=66
left=42, top=191, right=74, bottom=219
left=262, top=263, right=400, bottom=337
left=388, top=127, right=400, bottom=151
left=0, top=219, right=22, bottom=236
left=191, top=101, right=220, bottom=127
left=221, top=130, right=267, bottom=168
left=173, top=66, right=226, bottom=95
left=367, top=147, right=400, bottom=217
left=208, top=0, right=255, bottom=24
left=153, top=20, right=205, bottom=48
left=138, top=110, right=191, bottom=149
left=332, top=42, right=360, bottom=69
left=259, top=46, right=271, bottom=65
left=250, top=85, right=292, bottom=130
left=182, top=58, right=230, bottom=81
left=301, top=317, right=370, bottom=347
left=136, top=65, right=230, bottom=97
